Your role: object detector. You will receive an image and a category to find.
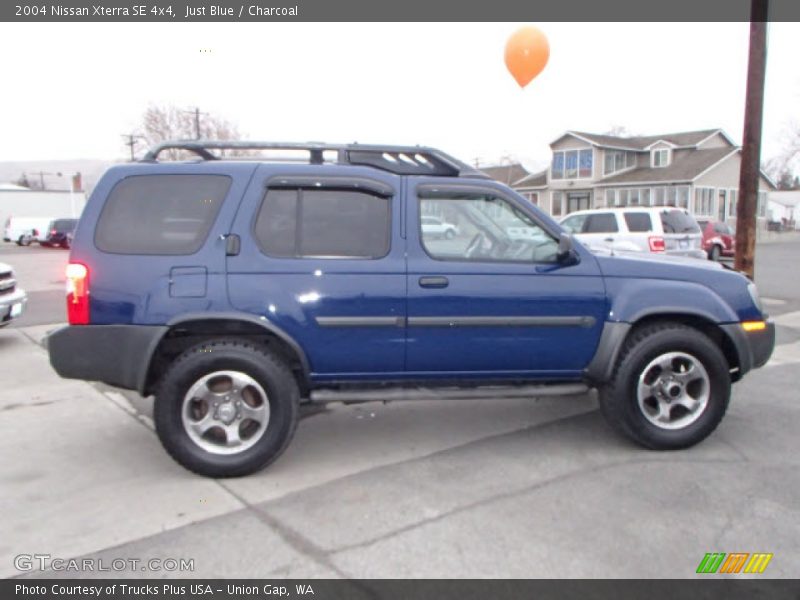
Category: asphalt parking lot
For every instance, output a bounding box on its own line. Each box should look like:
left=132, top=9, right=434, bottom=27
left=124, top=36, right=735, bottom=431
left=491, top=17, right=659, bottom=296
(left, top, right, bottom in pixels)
left=1, top=238, right=799, bottom=579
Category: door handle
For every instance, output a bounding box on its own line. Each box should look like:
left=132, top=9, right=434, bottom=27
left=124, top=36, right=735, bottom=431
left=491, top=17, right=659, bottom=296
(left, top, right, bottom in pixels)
left=604, top=237, right=614, bottom=243
left=419, top=276, right=449, bottom=289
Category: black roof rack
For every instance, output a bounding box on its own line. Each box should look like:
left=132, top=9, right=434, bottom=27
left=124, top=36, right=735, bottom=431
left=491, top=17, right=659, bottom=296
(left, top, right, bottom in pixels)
left=141, top=140, right=489, bottom=179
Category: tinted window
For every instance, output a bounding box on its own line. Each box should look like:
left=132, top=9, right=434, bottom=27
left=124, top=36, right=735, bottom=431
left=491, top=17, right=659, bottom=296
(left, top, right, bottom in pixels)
left=584, top=213, right=618, bottom=233
left=255, top=188, right=390, bottom=259
left=95, top=175, right=230, bottom=255
left=714, top=222, right=732, bottom=234
left=660, top=210, right=701, bottom=234
left=52, top=219, right=78, bottom=232
left=623, top=212, right=653, bottom=233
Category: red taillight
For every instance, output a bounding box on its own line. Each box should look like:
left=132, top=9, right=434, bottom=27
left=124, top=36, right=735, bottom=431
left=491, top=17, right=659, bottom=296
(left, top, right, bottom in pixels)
left=648, top=236, right=666, bottom=252
left=66, top=262, right=90, bottom=325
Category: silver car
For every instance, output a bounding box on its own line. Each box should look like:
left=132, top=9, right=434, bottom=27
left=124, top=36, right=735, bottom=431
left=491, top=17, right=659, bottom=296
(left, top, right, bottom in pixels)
left=0, top=261, right=27, bottom=327
left=560, top=207, right=705, bottom=259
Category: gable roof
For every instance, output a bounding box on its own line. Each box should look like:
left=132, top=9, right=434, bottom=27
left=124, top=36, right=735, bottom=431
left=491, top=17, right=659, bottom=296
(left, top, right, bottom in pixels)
left=596, top=147, right=738, bottom=185
left=515, top=169, right=548, bottom=188
left=557, top=129, right=729, bottom=151
left=480, top=163, right=531, bottom=186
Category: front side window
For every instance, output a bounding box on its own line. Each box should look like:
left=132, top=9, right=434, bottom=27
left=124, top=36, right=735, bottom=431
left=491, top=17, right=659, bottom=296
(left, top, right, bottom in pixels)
left=418, top=192, right=558, bottom=263
left=255, top=188, right=391, bottom=259
left=95, top=174, right=231, bottom=255
left=560, top=213, right=588, bottom=233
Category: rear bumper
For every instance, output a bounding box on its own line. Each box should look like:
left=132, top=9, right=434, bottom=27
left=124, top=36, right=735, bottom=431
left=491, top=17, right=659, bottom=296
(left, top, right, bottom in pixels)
left=47, top=324, right=168, bottom=393
left=720, top=319, right=776, bottom=377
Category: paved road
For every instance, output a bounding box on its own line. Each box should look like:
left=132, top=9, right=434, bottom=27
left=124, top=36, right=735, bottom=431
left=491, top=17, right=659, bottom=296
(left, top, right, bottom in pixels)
left=1, top=237, right=799, bottom=579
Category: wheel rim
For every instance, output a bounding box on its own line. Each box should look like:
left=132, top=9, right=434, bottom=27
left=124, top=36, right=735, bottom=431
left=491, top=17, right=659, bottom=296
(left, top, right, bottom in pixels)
left=636, top=351, right=710, bottom=430
left=181, top=370, right=270, bottom=455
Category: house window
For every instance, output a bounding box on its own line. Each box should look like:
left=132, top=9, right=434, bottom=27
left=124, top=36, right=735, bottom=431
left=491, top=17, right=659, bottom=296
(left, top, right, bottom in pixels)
left=694, top=187, right=716, bottom=217
left=520, top=191, right=539, bottom=205
left=757, top=191, right=767, bottom=217
left=654, top=187, right=666, bottom=206
left=604, top=189, right=615, bottom=207
left=676, top=186, right=689, bottom=209
left=604, top=150, right=636, bottom=176
left=551, top=191, right=564, bottom=216
left=651, top=148, right=671, bottom=168
left=552, top=149, right=592, bottom=180
left=729, top=189, right=737, bottom=217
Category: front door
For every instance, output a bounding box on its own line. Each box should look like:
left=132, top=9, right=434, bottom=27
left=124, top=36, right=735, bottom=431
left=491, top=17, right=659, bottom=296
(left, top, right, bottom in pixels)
left=567, top=191, right=591, bottom=214
left=405, top=180, right=607, bottom=380
left=227, top=165, right=406, bottom=381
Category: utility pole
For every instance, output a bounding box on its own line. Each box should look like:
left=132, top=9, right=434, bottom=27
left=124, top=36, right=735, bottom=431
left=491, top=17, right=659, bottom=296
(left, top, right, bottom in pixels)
left=735, top=0, right=769, bottom=279
left=182, top=107, right=207, bottom=140
left=121, top=133, right=144, bottom=161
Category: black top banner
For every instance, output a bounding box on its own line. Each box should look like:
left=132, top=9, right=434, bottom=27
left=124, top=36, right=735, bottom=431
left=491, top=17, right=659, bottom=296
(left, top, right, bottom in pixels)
left=3, top=0, right=800, bottom=22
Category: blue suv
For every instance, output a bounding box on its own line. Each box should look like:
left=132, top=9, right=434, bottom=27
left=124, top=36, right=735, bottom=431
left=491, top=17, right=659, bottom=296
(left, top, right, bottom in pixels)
left=48, top=141, right=775, bottom=477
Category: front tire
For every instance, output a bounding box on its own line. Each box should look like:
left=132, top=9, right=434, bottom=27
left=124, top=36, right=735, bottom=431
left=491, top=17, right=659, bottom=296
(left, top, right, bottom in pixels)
left=599, top=323, right=730, bottom=450
left=154, top=339, right=300, bottom=477
left=708, top=245, right=721, bottom=261
left=445, top=228, right=456, bottom=240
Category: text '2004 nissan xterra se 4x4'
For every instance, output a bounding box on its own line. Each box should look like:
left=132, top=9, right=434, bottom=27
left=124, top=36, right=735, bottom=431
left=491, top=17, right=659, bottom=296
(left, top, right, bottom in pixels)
left=48, top=141, right=775, bottom=478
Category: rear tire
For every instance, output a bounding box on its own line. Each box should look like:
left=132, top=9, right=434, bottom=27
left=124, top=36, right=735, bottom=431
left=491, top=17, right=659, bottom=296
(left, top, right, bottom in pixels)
left=599, top=322, right=730, bottom=450
left=154, top=339, right=300, bottom=477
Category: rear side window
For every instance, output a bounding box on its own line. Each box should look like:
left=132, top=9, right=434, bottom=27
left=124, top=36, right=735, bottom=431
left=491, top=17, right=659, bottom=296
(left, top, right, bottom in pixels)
left=584, top=213, right=618, bottom=233
left=623, top=212, right=653, bottom=232
left=660, top=210, right=701, bottom=234
left=95, top=174, right=230, bottom=255
left=52, top=219, right=77, bottom=232
left=255, top=188, right=390, bottom=259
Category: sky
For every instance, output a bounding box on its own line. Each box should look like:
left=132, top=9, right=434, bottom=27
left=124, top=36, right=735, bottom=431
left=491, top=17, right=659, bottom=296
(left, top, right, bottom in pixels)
left=1, top=22, right=798, bottom=169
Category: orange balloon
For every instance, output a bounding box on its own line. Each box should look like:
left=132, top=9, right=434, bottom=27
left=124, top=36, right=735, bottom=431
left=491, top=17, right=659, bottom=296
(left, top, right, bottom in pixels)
left=504, top=26, right=550, bottom=88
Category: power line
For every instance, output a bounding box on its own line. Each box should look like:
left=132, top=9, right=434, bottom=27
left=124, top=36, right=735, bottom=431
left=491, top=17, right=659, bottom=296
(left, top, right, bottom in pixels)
left=121, top=133, right=145, bottom=161
left=181, top=106, right=209, bottom=140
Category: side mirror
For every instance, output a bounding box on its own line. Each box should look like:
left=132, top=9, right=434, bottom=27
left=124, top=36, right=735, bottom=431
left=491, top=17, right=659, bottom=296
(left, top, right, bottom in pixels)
left=556, top=233, right=579, bottom=265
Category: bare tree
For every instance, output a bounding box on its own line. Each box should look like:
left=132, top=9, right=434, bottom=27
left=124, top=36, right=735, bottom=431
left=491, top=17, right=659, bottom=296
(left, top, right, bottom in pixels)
left=137, top=104, right=245, bottom=160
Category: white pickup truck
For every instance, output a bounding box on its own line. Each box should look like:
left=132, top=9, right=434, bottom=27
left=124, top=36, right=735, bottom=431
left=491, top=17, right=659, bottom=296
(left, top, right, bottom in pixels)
left=0, top=261, right=26, bottom=327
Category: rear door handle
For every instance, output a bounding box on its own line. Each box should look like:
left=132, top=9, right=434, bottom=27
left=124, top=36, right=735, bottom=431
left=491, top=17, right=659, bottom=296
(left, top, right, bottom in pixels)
left=419, top=276, right=449, bottom=289
left=604, top=237, right=614, bottom=243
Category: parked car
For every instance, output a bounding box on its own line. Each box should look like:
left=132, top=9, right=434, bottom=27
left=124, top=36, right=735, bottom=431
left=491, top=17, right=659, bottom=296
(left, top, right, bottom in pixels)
left=42, top=218, right=79, bottom=249
left=47, top=141, right=774, bottom=477
left=0, top=262, right=27, bottom=327
left=421, top=215, right=458, bottom=239
left=560, top=207, right=705, bottom=259
left=4, top=216, right=54, bottom=246
left=696, top=219, right=736, bottom=261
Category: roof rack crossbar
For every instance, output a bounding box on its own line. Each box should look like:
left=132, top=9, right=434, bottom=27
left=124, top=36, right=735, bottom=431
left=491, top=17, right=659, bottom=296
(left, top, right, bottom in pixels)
left=141, top=140, right=489, bottom=179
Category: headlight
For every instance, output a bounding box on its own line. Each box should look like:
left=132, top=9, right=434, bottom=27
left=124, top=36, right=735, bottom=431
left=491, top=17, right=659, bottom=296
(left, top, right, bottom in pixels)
left=747, top=282, right=763, bottom=313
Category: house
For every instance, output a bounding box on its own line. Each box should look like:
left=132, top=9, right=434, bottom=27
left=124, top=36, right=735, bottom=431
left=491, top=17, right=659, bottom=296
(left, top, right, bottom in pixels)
left=480, top=163, right=548, bottom=207
left=482, top=129, right=775, bottom=224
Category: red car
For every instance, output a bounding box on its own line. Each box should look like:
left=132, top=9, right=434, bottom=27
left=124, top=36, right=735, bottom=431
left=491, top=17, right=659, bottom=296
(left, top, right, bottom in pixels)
left=696, top=219, right=735, bottom=261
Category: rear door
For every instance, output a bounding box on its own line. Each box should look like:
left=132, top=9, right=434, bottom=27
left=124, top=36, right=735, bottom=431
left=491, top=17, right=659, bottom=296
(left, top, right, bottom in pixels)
left=226, top=165, right=406, bottom=381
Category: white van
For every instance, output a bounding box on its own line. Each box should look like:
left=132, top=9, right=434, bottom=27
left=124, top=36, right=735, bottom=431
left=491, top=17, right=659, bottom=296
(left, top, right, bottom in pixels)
left=3, top=216, right=56, bottom=246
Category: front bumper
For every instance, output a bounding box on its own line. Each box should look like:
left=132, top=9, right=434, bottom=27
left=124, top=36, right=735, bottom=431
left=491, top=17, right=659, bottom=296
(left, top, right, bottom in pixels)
left=720, top=319, right=776, bottom=377
left=0, top=287, right=27, bottom=327
left=47, top=324, right=168, bottom=393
